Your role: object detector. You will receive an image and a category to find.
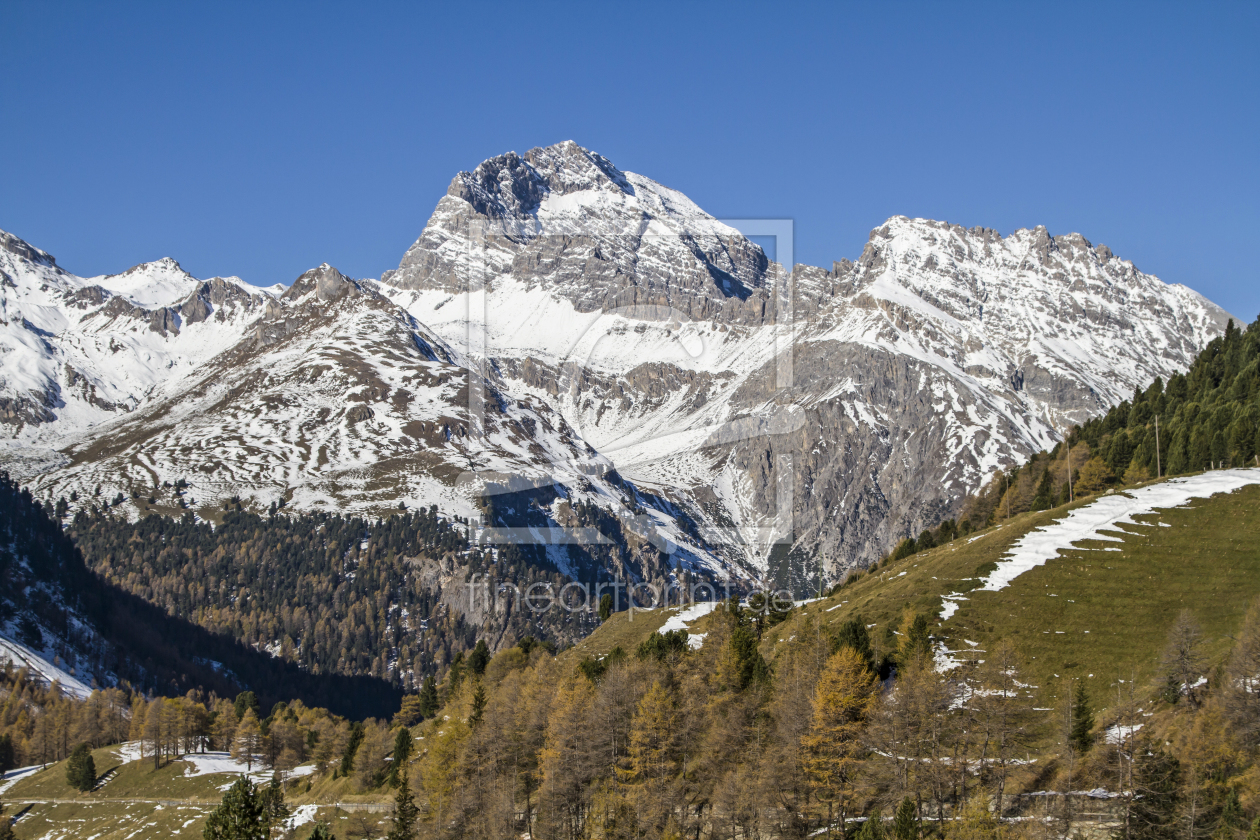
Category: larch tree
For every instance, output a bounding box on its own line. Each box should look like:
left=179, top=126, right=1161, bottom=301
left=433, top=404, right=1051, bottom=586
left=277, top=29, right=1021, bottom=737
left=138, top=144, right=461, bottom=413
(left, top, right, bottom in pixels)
left=1161, top=609, right=1207, bottom=707
left=1224, top=599, right=1260, bottom=746
left=231, top=708, right=263, bottom=772
left=973, top=638, right=1038, bottom=815
left=539, top=677, right=598, bottom=840
left=802, top=646, right=879, bottom=839
left=619, top=679, right=680, bottom=837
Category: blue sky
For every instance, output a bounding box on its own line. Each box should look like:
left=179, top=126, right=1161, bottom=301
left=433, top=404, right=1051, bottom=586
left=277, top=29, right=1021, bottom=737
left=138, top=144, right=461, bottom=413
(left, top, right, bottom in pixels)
left=4, top=1, right=1258, bottom=320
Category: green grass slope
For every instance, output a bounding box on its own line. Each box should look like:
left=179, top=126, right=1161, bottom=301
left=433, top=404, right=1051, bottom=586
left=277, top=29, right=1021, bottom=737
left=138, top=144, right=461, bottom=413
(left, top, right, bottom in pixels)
left=564, top=471, right=1260, bottom=718
left=765, top=472, right=1260, bottom=711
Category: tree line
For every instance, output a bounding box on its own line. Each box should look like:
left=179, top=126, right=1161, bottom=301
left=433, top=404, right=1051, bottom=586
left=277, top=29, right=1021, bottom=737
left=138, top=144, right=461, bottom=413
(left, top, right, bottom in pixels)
left=880, top=314, right=1260, bottom=568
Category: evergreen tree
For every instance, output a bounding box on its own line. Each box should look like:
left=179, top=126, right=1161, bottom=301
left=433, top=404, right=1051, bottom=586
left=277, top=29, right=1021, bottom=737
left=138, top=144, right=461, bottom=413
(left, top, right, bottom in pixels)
left=339, top=722, right=364, bottom=777
left=891, top=797, right=918, bottom=840
left=308, top=823, right=335, bottom=840
left=1123, top=746, right=1180, bottom=840
left=1031, top=468, right=1055, bottom=511
left=467, top=639, right=491, bottom=675
left=258, top=774, right=288, bottom=829
left=0, top=735, right=14, bottom=773
left=388, top=728, right=413, bottom=786
left=1070, top=681, right=1095, bottom=755
left=418, top=677, right=439, bottom=718
left=728, top=624, right=771, bottom=689
left=1245, top=816, right=1260, bottom=840
left=386, top=769, right=419, bottom=840
left=598, top=593, right=614, bottom=621
left=233, top=691, right=259, bottom=722
left=900, top=614, right=932, bottom=666
left=470, top=682, right=487, bottom=728
left=855, top=808, right=884, bottom=840
left=65, top=742, right=96, bottom=791
left=833, top=617, right=876, bottom=672
left=203, top=776, right=266, bottom=840
left=0, top=800, right=13, bottom=840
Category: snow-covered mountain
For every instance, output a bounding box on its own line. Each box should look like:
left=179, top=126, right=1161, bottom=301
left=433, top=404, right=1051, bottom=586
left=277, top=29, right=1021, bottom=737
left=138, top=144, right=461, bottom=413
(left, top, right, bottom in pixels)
left=0, top=141, right=1236, bottom=587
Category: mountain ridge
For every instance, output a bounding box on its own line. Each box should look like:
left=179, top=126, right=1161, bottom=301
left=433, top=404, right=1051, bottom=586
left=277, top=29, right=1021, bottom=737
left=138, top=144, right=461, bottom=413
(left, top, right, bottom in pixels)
left=0, top=140, right=1237, bottom=587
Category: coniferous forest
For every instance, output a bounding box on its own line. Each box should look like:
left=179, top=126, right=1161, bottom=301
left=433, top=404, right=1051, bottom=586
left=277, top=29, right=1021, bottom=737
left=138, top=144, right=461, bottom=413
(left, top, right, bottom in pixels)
left=0, top=475, right=401, bottom=719
left=65, top=499, right=596, bottom=690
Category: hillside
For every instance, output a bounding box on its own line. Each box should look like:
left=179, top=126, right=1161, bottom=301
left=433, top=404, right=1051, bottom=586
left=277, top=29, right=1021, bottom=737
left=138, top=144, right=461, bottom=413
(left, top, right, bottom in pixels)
left=571, top=467, right=1260, bottom=718
left=0, top=473, right=402, bottom=720
left=5, top=468, right=1260, bottom=839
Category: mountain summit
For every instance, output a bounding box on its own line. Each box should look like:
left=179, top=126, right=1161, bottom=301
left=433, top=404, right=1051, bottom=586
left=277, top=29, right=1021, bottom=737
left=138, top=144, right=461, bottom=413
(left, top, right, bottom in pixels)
left=0, top=142, right=1236, bottom=585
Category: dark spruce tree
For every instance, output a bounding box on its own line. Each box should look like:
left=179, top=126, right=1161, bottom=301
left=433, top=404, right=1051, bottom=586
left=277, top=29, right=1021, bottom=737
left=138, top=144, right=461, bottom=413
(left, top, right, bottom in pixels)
left=65, top=743, right=96, bottom=792
left=202, top=776, right=266, bottom=840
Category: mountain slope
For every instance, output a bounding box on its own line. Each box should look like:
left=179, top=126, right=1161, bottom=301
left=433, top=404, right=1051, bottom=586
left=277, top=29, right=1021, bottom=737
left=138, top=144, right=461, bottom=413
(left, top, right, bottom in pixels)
left=0, top=473, right=402, bottom=718
left=376, top=142, right=1234, bottom=580
left=567, top=467, right=1260, bottom=719
left=0, top=140, right=1236, bottom=589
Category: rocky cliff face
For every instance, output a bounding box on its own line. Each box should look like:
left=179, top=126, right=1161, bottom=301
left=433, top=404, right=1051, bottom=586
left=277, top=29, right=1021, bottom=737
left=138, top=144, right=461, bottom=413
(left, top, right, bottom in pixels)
left=376, top=143, right=1234, bottom=583
left=0, top=141, right=1236, bottom=590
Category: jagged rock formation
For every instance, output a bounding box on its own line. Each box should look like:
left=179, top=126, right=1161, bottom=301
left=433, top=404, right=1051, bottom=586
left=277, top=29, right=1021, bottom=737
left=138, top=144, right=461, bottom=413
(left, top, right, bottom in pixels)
left=0, top=141, right=1236, bottom=589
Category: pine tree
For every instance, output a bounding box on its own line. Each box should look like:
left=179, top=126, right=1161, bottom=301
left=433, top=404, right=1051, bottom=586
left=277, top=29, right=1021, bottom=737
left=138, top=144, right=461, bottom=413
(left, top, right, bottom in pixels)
left=855, top=808, right=884, bottom=840
left=470, top=682, right=487, bottom=728
left=339, top=721, right=364, bottom=777
left=386, top=768, right=419, bottom=840
left=65, top=743, right=96, bottom=791
left=0, top=735, right=14, bottom=773
left=1125, top=745, right=1180, bottom=840
left=418, top=676, right=439, bottom=718
left=233, top=691, right=259, bottom=722
left=308, top=823, right=335, bottom=840
left=202, top=776, right=266, bottom=840
left=468, top=639, right=491, bottom=675
left=388, top=727, right=412, bottom=786
left=900, top=614, right=932, bottom=667
left=258, top=774, right=288, bottom=829
left=1031, top=468, right=1055, bottom=511
left=891, top=797, right=918, bottom=840
left=1070, top=681, right=1094, bottom=755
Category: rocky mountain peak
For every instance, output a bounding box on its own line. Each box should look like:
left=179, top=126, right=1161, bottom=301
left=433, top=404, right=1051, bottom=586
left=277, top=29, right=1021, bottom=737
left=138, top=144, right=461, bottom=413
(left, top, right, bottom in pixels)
left=283, top=263, right=361, bottom=303
left=445, top=140, right=631, bottom=222
left=108, top=257, right=188, bottom=279
left=0, top=229, right=57, bottom=267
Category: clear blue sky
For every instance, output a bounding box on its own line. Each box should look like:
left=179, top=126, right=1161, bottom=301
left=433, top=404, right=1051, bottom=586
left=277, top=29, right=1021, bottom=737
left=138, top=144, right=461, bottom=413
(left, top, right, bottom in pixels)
left=4, top=1, right=1257, bottom=320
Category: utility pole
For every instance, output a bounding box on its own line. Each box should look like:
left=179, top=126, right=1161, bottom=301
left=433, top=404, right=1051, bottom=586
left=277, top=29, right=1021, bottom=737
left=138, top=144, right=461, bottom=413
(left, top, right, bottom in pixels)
left=1154, top=415, right=1161, bottom=478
